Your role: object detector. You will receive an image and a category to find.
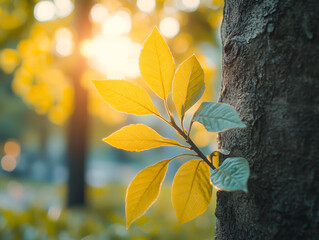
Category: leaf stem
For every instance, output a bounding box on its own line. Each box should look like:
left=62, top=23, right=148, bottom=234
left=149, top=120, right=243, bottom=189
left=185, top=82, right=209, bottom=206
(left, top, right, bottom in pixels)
left=174, top=143, right=191, bottom=150
left=181, top=117, right=186, bottom=133
left=155, top=113, right=173, bottom=126
left=164, top=100, right=173, bottom=120
left=168, top=153, right=200, bottom=161
left=187, top=121, right=193, bottom=138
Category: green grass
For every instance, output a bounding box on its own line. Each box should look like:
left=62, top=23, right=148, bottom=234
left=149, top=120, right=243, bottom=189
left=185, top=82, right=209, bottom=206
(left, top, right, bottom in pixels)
left=0, top=178, right=216, bottom=239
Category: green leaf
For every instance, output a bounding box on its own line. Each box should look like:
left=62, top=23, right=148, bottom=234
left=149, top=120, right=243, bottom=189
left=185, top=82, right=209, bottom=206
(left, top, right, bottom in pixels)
left=214, top=149, right=230, bottom=156
left=210, top=157, right=250, bottom=192
left=192, top=102, right=246, bottom=132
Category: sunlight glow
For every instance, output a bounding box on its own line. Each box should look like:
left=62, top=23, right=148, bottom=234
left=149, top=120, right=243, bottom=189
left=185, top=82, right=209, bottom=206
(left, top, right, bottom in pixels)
left=83, top=8, right=140, bottom=79
left=102, top=11, right=131, bottom=37
left=34, top=1, right=56, bottom=22
left=160, top=17, right=180, bottom=38
left=90, top=3, right=109, bottom=23
left=182, top=0, right=200, bottom=11
left=137, top=0, right=156, bottom=13
left=54, top=28, right=74, bottom=57
left=81, top=35, right=142, bottom=79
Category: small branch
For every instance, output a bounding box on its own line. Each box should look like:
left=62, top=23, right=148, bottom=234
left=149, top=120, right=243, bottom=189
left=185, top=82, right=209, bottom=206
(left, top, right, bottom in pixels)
left=170, top=118, right=214, bottom=169
left=154, top=101, right=214, bottom=169
left=153, top=114, right=190, bottom=149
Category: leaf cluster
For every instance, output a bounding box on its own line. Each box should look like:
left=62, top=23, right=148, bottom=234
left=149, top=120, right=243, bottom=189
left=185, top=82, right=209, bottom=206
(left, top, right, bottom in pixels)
left=92, top=27, right=250, bottom=228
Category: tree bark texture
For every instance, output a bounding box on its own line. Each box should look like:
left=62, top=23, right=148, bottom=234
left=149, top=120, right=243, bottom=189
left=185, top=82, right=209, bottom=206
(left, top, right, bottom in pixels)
left=66, top=0, right=92, bottom=207
left=216, top=0, right=319, bottom=239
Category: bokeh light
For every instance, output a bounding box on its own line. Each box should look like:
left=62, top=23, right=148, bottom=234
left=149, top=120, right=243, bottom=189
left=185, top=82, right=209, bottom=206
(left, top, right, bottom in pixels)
left=182, top=0, right=200, bottom=11
left=1, top=155, right=17, bottom=172
left=80, top=40, right=93, bottom=58
left=7, top=181, right=24, bottom=200
left=90, top=3, right=109, bottom=24
left=4, top=140, right=21, bottom=157
left=34, top=1, right=57, bottom=22
left=54, top=0, right=74, bottom=18
left=102, top=11, right=131, bottom=37
left=172, top=33, right=191, bottom=54
left=137, top=0, right=156, bottom=13
left=48, top=205, right=62, bottom=221
left=160, top=17, right=180, bottom=38
left=191, top=122, right=217, bottom=148
left=54, top=27, right=74, bottom=57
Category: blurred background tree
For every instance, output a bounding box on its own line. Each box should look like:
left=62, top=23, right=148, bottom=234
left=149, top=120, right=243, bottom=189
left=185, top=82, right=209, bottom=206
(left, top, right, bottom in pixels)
left=0, top=0, right=224, bottom=238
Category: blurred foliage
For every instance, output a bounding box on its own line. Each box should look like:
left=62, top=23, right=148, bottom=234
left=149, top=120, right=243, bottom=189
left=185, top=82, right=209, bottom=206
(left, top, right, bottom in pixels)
left=10, top=26, right=73, bottom=125
left=0, top=0, right=31, bottom=38
left=0, top=0, right=223, bottom=128
left=0, top=0, right=223, bottom=237
left=0, top=179, right=216, bottom=240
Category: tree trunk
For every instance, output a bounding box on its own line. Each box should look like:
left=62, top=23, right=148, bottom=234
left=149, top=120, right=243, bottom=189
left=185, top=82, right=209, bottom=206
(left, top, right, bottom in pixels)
left=66, top=0, right=92, bottom=207
left=216, top=0, right=319, bottom=239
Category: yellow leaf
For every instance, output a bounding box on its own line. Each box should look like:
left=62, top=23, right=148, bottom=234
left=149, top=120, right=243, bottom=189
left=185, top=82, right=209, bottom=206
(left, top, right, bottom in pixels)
left=104, top=124, right=180, bottom=151
left=126, top=159, right=171, bottom=228
left=172, top=55, right=205, bottom=120
left=213, top=151, right=219, bottom=169
left=92, top=80, right=159, bottom=115
left=172, top=159, right=212, bottom=224
left=139, top=27, right=175, bottom=100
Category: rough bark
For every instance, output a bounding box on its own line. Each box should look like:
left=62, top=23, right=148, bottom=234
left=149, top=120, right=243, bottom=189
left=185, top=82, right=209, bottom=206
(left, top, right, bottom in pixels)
left=216, top=0, right=319, bottom=239
left=66, top=0, right=92, bottom=207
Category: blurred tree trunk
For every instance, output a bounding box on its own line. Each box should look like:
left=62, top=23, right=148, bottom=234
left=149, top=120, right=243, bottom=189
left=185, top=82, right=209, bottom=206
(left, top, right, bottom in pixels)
left=39, top=117, right=52, bottom=181
left=66, top=0, right=92, bottom=207
left=216, top=0, right=319, bottom=239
